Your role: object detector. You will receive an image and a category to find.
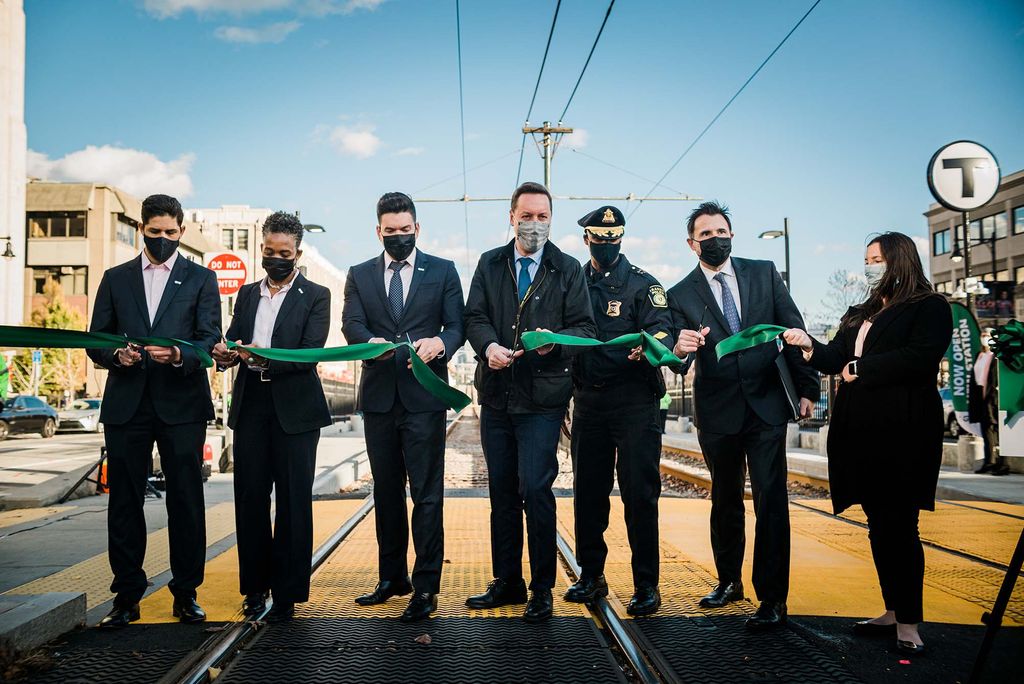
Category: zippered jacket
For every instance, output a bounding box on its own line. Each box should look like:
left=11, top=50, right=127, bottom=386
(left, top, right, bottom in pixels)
left=465, top=239, right=596, bottom=414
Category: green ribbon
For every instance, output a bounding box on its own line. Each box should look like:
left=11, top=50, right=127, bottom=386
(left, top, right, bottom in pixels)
left=0, top=325, right=213, bottom=368
left=998, top=360, right=1024, bottom=423
left=519, top=330, right=682, bottom=367
left=227, top=341, right=472, bottom=412
left=715, top=324, right=788, bottom=360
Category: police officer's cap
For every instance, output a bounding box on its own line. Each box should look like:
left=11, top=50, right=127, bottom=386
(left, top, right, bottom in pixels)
left=578, top=205, right=625, bottom=239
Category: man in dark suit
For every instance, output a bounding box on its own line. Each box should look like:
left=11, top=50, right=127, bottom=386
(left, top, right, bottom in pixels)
left=87, top=194, right=221, bottom=628
left=464, top=182, right=596, bottom=623
left=667, top=201, right=817, bottom=630
left=212, top=211, right=333, bottom=623
left=342, top=192, right=465, bottom=623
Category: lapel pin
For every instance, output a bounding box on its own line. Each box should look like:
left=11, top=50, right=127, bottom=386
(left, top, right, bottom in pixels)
left=174, top=280, right=182, bottom=285
left=298, top=288, right=304, bottom=294
left=417, top=267, right=425, bottom=271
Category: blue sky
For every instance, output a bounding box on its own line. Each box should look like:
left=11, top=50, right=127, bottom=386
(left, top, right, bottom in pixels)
left=23, top=0, right=1024, bottom=319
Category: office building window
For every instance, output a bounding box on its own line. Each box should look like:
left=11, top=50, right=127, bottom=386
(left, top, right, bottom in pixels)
left=1015, top=206, right=1024, bottom=235
left=26, top=212, right=87, bottom=238
left=996, top=270, right=1010, bottom=282
left=236, top=229, right=249, bottom=251
left=933, top=229, right=950, bottom=256
left=994, top=212, right=1008, bottom=239
left=221, top=228, right=234, bottom=249
left=969, top=219, right=981, bottom=241
left=934, top=281, right=952, bottom=294
left=32, top=266, right=87, bottom=295
left=1016, top=266, right=1024, bottom=284
left=115, top=217, right=138, bottom=247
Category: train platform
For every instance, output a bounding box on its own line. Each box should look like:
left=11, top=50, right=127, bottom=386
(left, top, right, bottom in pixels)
left=0, top=414, right=1021, bottom=683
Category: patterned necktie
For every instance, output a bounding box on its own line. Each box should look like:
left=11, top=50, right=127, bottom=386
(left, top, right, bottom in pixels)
left=517, top=257, right=533, bottom=301
left=388, top=261, right=406, bottom=321
left=714, top=272, right=741, bottom=335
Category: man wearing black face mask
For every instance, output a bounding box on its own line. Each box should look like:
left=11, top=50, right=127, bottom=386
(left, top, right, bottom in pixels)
left=342, top=192, right=465, bottom=623
left=666, top=201, right=818, bottom=631
left=87, top=194, right=221, bottom=628
left=565, top=206, right=673, bottom=616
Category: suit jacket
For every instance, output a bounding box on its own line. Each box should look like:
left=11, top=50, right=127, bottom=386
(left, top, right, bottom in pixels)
left=223, top=272, right=333, bottom=435
left=667, top=257, right=818, bottom=434
left=87, top=254, right=221, bottom=426
left=808, top=294, right=951, bottom=513
left=342, top=250, right=465, bottom=413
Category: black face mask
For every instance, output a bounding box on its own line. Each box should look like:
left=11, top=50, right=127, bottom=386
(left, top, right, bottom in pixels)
left=383, top=233, right=416, bottom=261
left=589, top=242, right=621, bottom=269
left=698, top=236, right=732, bottom=268
left=144, top=234, right=179, bottom=264
left=262, top=256, right=296, bottom=282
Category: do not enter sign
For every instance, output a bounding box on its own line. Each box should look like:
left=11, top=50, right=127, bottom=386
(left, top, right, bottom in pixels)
left=205, top=252, right=248, bottom=296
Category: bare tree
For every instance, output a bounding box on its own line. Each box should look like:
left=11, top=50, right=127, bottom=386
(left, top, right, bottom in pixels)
left=816, top=269, right=868, bottom=328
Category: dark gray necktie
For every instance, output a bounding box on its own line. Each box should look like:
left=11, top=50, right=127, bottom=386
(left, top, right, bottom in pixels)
left=388, top=261, right=406, bottom=321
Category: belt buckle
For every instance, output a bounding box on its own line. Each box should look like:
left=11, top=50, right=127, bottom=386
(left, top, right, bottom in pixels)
left=259, top=369, right=271, bottom=382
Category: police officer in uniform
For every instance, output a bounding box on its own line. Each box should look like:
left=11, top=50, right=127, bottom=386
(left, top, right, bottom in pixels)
left=564, top=206, right=673, bottom=616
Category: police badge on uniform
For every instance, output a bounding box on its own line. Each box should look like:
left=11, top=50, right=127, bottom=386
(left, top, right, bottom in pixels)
left=648, top=285, right=668, bottom=308
left=606, top=300, right=622, bottom=317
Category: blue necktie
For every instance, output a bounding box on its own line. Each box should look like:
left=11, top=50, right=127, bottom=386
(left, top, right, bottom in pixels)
left=517, top=257, right=533, bottom=301
left=388, top=261, right=406, bottom=321
left=714, top=272, right=741, bottom=335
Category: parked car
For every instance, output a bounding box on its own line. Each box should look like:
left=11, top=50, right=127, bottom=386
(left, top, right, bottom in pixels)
left=939, top=387, right=964, bottom=437
left=0, top=395, right=59, bottom=440
left=57, top=398, right=103, bottom=433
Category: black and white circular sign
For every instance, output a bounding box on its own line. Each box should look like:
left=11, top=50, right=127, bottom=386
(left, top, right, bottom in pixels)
left=927, top=140, right=1001, bottom=212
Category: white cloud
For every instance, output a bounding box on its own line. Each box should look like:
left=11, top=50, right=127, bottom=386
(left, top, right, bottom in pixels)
left=142, top=0, right=384, bottom=18
left=325, top=124, right=381, bottom=159
left=912, top=235, right=930, bottom=275
left=394, top=147, right=425, bottom=157
left=562, top=128, right=589, bottom=149
left=214, top=20, right=301, bottom=43
left=28, top=145, right=196, bottom=199
left=812, top=242, right=854, bottom=256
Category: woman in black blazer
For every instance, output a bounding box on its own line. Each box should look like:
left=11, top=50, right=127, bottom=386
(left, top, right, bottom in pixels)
left=212, top=211, right=332, bottom=623
left=783, top=232, right=951, bottom=656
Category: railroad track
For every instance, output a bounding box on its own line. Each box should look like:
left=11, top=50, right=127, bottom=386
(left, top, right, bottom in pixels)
left=660, top=443, right=831, bottom=493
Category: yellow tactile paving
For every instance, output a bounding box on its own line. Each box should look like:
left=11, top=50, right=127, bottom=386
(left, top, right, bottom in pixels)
left=4, top=502, right=236, bottom=610
left=138, top=499, right=365, bottom=623
left=796, top=499, right=1024, bottom=567
left=301, top=497, right=590, bottom=619
left=556, top=498, right=1021, bottom=626
left=0, top=505, right=74, bottom=530
left=947, top=500, right=1024, bottom=518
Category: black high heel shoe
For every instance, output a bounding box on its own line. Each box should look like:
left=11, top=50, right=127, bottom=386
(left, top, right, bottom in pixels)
left=852, top=619, right=896, bottom=636
left=896, top=639, right=926, bottom=655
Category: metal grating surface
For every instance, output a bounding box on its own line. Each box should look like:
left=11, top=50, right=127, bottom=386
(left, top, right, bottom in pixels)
left=27, top=650, right=190, bottom=684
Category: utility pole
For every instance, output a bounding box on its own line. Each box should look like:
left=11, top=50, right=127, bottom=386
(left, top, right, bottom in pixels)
left=523, top=121, right=573, bottom=191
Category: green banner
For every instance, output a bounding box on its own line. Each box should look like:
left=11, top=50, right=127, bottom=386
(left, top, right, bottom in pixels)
left=0, top=361, right=8, bottom=401
left=715, top=324, right=788, bottom=360
left=518, top=330, right=683, bottom=367
left=227, top=341, right=472, bottom=412
left=0, top=325, right=213, bottom=368
left=945, top=302, right=981, bottom=435
left=998, top=360, right=1024, bottom=423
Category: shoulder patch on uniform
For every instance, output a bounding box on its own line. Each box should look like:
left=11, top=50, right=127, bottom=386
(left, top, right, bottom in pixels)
left=648, top=285, right=668, bottom=308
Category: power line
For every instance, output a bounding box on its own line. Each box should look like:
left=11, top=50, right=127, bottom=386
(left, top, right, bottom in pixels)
left=413, top=148, right=520, bottom=196
left=558, top=0, right=615, bottom=122
left=455, top=0, right=471, bottom=274
left=568, top=147, right=685, bottom=196
left=514, top=0, right=562, bottom=189
left=628, top=0, right=823, bottom=219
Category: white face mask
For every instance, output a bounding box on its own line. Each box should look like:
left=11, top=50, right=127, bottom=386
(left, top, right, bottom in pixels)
left=865, top=262, right=886, bottom=288
left=516, top=220, right=550, bottom=254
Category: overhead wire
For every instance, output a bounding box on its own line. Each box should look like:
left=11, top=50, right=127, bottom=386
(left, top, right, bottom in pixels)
left=455, top=0, right=471, bottom=274
left=558, top=0, right=615, bottom=123
left=514, top=0, right=563, bottom=190
left=627, top=0, right=824, bottom=219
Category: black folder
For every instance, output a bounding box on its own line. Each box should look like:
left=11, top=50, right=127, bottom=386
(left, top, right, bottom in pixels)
left=774, top=352, right=801, bottom=422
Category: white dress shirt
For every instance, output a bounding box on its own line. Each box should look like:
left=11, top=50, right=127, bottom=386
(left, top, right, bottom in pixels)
left=383, top=247, right=417, bottom=304
left=700, top=257, right=742, bottom=321
left=252, top=275, right=295, bottom=349
left=141, top=249, right=178, bottom=324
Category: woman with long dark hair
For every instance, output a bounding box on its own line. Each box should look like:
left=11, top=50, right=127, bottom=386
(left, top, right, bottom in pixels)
left=783, top=231, right=951, bottom=655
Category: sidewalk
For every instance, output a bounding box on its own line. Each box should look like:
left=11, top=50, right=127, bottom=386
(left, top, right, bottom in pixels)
left=662, top=430, right=1024, bottom=505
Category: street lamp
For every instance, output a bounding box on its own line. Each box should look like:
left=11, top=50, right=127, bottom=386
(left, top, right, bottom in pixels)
left=303, top=224, right=326, bottom=233
left=758, top=217, right=790, bottom=289
left=0, top=236, right=15, bottom=260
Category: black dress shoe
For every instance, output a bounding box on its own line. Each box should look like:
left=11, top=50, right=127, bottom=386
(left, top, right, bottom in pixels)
left=242, top=593, right=268, bottom=617
left=745, top=601, right=787, bottom=630
left=627, top=586, right=662, bottom=616
left=852, top=619, right=896, bottom=636
left=172, top=597, right=207, bottom=624
left=699, top=581, right=744, bottom=609
left=266, top=601, right=294, bottom=624
left=400, top=593, right=438, bottom=623
left=564, top=575, right=608, bottom=603
left=465, top=578, right=528, bottom=609
left=896, top=639, right=926, bottom=655
left=355, top=578, right=413, bottom=606
left=523, top=589, right=553, bottom=624
left=98, top=603, right=140, bottom=628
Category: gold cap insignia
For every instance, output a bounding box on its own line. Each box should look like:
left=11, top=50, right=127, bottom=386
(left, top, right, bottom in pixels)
left=606, top=300, right=622, bottom=317
left=602, top=208, right=615, bottom=223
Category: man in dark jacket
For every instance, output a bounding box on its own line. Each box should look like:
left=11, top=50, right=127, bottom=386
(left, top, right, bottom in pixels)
left=669, top=201, right=817, bottom=631
left=464, top=181, right=596, bottom=623
left=342, top=192, right=465, bottom=623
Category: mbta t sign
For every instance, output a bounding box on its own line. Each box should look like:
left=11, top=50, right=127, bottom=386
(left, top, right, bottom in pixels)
left=927, top=140, right=1001, bottom=212
left=205, top=252, right=248, bottom=296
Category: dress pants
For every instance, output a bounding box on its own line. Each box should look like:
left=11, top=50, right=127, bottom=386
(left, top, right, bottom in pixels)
left=232, top=377, right=319, bottom=603
left=571, top=400, right=662, bottom=588
left=861, top=500, right=924, bottom=624
left=696, top=406, right=790, bottom=603
left=363, top=397, right=445, bottom=594
left=104, top=390, right=207, bottom=605
left=479, top=407, right=563, bottom=590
